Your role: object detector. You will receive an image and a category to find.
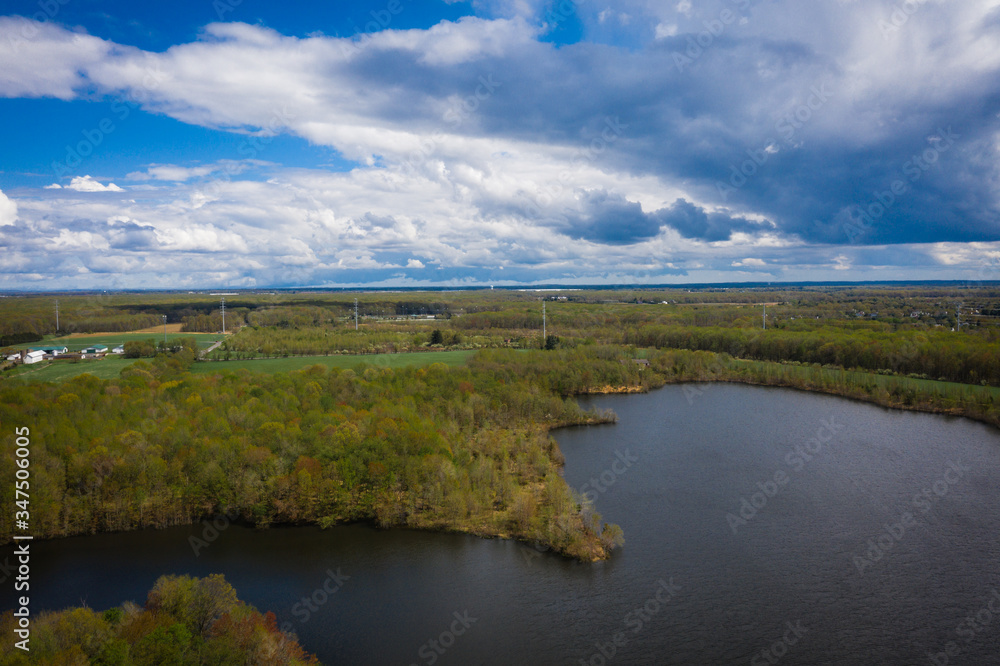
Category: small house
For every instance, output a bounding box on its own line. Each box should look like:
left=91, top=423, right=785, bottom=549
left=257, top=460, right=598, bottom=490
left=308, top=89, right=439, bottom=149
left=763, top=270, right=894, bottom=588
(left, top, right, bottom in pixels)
left=111, top=345, right=125, bottom=354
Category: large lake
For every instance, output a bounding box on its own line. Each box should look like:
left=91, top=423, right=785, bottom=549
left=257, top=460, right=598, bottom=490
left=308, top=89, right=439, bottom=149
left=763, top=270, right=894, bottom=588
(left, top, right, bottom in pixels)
left=5, top=384, right=1000, bottom=665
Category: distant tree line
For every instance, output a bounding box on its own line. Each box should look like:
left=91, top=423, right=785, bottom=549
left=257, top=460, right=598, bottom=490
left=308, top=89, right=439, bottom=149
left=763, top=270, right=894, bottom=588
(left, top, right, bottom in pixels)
left=624, top=325, right=1000, bottom=386
left=0, top=332, right=43, bottom=347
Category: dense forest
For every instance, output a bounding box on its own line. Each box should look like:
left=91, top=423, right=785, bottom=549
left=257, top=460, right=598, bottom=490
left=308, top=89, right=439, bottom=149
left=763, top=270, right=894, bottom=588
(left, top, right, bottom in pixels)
left=0, top=574, right=319, bottom=665
left=0, top=347, right=639, bottom=560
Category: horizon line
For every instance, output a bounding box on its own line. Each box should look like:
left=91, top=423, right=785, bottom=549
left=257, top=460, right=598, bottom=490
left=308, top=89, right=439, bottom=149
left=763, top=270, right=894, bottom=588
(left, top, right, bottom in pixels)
left=3, top=279, right=1000, bottom=296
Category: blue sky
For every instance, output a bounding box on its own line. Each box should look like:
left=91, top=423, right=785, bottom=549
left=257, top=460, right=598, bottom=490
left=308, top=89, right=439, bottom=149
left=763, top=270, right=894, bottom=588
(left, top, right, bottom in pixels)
left=1, top=0, right=999, bottom=289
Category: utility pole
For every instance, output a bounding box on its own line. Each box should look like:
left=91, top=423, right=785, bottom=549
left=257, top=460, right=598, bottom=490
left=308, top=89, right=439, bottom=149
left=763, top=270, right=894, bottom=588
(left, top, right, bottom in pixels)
left=355, top=298, right=359, bottom=330
left=543, top=300, right=546, bottom=347
left=220, top=297, right=226, bottom=333
left=763, top=303, right=766, bottom=330
left=55, top=299, right=59, bottom=332
left=162, top=315, right=167, bottom=346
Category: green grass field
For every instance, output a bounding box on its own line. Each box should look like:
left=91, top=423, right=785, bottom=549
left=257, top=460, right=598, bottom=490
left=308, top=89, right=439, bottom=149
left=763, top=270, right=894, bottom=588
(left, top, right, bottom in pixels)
left=189, top=350, right=476, bottom=375
left=4, top=356, right=136, bottom=382
left=9, top=332, right=222, bottom=351
left=3, top=350, right=476, bottom=383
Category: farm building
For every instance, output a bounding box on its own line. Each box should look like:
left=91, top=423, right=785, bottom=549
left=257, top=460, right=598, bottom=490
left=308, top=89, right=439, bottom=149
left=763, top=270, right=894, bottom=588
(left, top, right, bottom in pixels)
left=81, top=346, right=109, bottom=355
left=31, top=346, right=68, bottom=356
left=111, top=345, right=125, bottom=354
left=24, top=350, right=45, bottom=364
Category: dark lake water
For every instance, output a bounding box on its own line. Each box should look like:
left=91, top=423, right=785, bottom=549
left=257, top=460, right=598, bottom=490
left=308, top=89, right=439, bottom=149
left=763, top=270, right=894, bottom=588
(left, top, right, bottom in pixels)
left=5, top=384, right=1000, bottom=665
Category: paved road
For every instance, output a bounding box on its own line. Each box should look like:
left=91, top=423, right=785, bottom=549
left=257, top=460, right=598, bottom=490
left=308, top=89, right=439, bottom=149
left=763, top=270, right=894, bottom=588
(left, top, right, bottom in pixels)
left=200, top=339, right=224, bottom=358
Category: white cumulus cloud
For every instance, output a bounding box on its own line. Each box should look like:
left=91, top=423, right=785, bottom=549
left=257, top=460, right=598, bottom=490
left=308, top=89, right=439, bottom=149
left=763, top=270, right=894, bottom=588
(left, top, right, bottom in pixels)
left=0, top=189, right=17, bottom=227
left=732, top=258, right=767, bottom=268
left=59, top=176, right=125, bottom=192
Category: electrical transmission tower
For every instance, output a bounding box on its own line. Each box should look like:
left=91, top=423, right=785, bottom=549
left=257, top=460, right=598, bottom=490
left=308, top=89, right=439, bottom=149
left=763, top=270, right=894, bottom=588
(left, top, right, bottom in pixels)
left=543, top=301, right=546, bottom=343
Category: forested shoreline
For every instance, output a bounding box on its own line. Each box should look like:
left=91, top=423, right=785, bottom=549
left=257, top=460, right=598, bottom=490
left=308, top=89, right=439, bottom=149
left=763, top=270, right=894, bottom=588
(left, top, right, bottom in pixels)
left=2, top=345, right=996, bottom=558
left=0, top=348, right=641, bottom=560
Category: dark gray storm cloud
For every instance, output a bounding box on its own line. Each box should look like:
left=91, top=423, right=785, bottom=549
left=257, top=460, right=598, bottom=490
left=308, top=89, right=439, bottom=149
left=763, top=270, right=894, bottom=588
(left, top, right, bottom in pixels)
left=341, top=1, right=1000, bottom=247
left=560, top=190, right=662, bottom=244
left=556, top=192, right=768, bottom=244
left=655, top=198, right=768, bottom=241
